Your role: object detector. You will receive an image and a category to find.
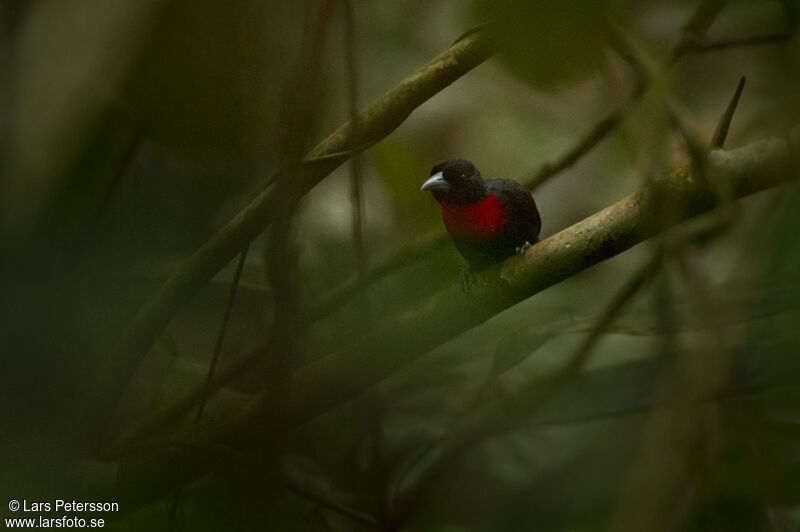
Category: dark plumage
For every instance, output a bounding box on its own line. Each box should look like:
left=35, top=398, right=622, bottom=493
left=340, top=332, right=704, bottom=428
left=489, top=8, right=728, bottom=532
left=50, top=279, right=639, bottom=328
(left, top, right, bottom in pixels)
left=421, top=159, right=541, bottom=270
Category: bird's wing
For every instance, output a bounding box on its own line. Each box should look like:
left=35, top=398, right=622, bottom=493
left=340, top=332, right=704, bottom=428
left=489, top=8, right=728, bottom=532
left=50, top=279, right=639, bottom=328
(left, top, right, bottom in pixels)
left=486, top=178, right=541, bottom=241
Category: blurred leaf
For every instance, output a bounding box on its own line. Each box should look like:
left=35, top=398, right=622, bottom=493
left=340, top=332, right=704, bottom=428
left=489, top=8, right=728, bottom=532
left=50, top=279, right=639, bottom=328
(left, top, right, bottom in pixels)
left=477, top=322, right=576, bottom=402
left=124, top=0, right=290, bottom=159
left=2, top=0, right=156, bottom=237
left=490, top=328, right=555, bottom=380
left=472, top=0, right=613, bottom=89
left=493, top=276, right=800, bottom=362
left=210, top=252, right=271, bottom=295
left=154, top=330, right=180, bottom=359
left=278, top=454, right=332, bottom=496
left=369, top=135, right=441, bottom=229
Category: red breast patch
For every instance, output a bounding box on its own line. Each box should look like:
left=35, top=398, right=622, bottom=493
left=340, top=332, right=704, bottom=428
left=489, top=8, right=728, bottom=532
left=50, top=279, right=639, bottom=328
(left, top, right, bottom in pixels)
left=440, top=194, right=506, bottom=240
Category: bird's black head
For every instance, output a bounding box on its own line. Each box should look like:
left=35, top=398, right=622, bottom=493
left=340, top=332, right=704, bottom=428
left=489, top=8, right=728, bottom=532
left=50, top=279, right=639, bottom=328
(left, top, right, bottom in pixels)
left=420, top=159, right=487, bottom=205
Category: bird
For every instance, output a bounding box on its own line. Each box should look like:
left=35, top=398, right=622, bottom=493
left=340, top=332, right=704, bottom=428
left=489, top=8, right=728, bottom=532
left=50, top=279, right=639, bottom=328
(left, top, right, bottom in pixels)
left=421, top=159, right=541, bottom=274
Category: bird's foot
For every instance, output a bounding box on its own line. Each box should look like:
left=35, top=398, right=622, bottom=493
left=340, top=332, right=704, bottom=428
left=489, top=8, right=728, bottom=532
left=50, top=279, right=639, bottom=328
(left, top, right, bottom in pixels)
left=459, top=268, right=476, bottom=294
left=516, top=241, right=533, bottom=255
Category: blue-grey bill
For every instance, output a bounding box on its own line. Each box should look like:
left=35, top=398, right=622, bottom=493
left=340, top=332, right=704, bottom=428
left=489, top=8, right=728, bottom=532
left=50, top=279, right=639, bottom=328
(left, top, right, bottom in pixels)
left=420, top=171, right=450, bottom=192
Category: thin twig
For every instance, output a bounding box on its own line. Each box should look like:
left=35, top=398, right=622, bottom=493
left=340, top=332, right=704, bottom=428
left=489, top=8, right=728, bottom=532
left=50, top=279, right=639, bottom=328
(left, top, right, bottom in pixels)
left=342, top=0, right=368, bottom=303
left=521, top=111, right=624, bottom=190
left=670, top=74, right=749, bottom=229
left=672, top=0, right=726, bottom=60
left=694, top=32, right=795, bottom=52
left=710, top=76, right=746, bottom=149
left=196, top=246, right=249, bottom=420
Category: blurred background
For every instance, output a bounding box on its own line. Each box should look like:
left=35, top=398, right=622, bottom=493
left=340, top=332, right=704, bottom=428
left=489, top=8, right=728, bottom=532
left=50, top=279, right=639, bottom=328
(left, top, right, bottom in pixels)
left=1, top=0, right=800, bottom=530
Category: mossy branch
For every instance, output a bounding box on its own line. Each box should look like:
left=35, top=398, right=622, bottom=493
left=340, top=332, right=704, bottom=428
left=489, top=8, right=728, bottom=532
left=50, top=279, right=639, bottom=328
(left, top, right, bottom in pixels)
left=112, top=134, right=798, bottom=509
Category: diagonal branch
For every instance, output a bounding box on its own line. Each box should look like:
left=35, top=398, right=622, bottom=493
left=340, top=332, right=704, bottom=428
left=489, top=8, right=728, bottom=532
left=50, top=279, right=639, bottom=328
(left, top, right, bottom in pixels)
left=111, top=133, right=799, bottom=510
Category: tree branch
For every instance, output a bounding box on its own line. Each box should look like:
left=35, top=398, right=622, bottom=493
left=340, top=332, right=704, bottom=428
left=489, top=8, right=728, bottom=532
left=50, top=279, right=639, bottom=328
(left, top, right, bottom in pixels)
left=112, top=133, right=799, bottom=510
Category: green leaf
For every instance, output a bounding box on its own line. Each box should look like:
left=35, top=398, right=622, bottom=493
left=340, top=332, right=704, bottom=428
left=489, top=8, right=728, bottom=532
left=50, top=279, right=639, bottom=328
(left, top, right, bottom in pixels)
left=477, top=321, right=577, bottom=402
left=368, top=135, right=442, bottom=229
left=472, top=0, right=613, bottom=89
left=154, top=329, right=180, bottom=359
left=123, top=0, right=289, bottom=158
